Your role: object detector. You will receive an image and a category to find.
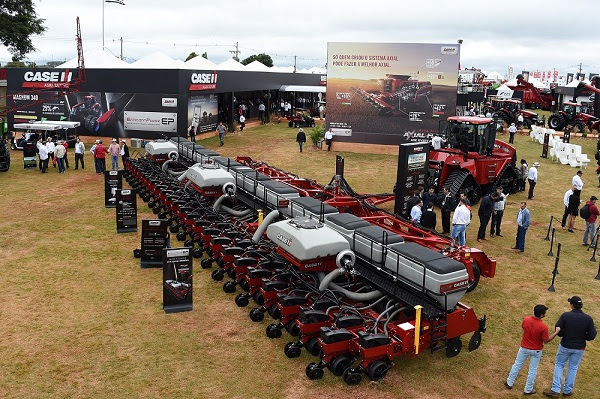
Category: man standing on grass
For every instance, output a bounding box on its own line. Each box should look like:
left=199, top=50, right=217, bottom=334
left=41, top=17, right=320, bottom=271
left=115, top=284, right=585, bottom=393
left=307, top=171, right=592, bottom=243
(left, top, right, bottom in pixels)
left=572, top=170, right=584, bottom=197
left=561, top=186, right=576, bottom=228
left=490, top=187, right=507, bottom=237
left=217, top=122, right=227, bottom=147
left=528, top=162, right=539, bottom=200
left=505, top=304, right=560, bottom=395
left=508, top=122, right=517, bottom=144
left=440, top=187, right=455, bottom=234
left=512, top=201, right=530, bottom=252
left=477, top=192, right=498, bottom=242
left=74, top=137, right=85, bottom=170
left=37, top=139, right=49, bottom=173
left=544, top=297, right=596, bottom=398
left=452, top=198, right=471, bottom=246
left=582, top=196, right=599, bottom=246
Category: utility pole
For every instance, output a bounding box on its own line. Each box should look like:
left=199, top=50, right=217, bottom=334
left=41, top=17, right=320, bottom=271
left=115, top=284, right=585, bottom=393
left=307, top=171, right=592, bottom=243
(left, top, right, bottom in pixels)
left=230, top=42, right=240, bottom=62
left=120, top=37, right=123, bottom=60
left=578, top=62, right=583, bottom=74
left=293, top=55, right=297, bottom=73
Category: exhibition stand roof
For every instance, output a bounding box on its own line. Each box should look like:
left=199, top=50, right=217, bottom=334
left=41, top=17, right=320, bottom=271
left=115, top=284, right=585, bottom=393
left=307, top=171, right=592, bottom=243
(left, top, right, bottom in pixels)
left=216, top=58, right=246, bottom=71
left=244, top=60, right=271, bottom=72
left=130, top=52, right=184, bottom=69
left=57, top=48, right=130, bottom=69
left=183, top=56, right=218, bottom=69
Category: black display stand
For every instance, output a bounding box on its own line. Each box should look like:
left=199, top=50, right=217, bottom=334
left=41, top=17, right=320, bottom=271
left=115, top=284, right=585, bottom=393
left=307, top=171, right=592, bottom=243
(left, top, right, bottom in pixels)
left=104, top=170, right=123, bottom=208
left=394, top=142, right=430, bottom=216
left=116, top=189, right=138, bottom=233
left=563, top=127, right=571, bottom=144
left=140, top=219, right=169, bottom=268
left=163, top=247, right=193, bottom=313
left=542, top=132, right=550, bottom=158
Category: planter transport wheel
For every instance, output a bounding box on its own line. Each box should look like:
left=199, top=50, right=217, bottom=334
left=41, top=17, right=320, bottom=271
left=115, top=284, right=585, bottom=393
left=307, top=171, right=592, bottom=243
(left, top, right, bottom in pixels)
left=445, top=338, right=463, bottom=358
left=330, top=355, right=353, bottom=376
left=367, top=359, right=390, bottom=381
left=284, top=342, right=301, bottom=358
left=222, top=281, right=236, bottom=293
left=234, top=293, right=249, bottom=307
left=305, top=363, right=324, bottom=380
left=343, top=368, right=362, bottom=385
left=249, top=308, right=264, bottom=322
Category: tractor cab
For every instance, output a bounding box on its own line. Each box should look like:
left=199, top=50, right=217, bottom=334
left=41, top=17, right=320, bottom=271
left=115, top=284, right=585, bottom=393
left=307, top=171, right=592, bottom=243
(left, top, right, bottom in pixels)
left=445, top=116, right=496, bottom=156
left=562, top=102, right=578, bottom=120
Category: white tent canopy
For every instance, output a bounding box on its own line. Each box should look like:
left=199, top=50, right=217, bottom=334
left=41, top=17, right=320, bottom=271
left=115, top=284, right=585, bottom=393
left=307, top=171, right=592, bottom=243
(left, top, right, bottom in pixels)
left=14, top=123, right=63, bottom=131
left=216, top=58, right=246, bottom=71
left=33, top=121, right=80, bottom=129
left=56, top=48, right=130, bottom=69
left=130, top=52, right=182, bottom=69
left=244, top=60, right=271, bottom=72
left=183, top=55, right=218, bottom=69
left=484, top=71, right=505, bottom=81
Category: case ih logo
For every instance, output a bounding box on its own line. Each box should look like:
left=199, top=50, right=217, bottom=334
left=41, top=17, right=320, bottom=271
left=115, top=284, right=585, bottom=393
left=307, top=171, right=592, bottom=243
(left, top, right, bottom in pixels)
left=23, top=70, right=73, bottom=88
left=190, top=71, right=217, bottom=91
left=276, top=233, right=292, bottom=247
left=440, top=46, right=459, bottom=55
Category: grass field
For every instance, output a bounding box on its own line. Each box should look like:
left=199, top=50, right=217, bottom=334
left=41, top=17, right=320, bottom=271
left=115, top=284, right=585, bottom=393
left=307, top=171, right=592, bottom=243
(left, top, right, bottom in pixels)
left=0, top=124, right=598, bottom=399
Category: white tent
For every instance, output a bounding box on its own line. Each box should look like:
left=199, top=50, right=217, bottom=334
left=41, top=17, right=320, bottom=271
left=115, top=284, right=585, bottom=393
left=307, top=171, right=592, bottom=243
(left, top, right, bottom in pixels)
left=56, top=48, right=130, bottom=69
left=244, top=60, right=271, bottom=72
left=183, top=55, right=218, bottom=69
left=216, top=58, right=246, bottom=71
left=565, top=78, right=590, bottom=87
left=307, top=66, right=327, bottom=74
left=495, top=84, right=514, bottom=99
left=130, top=52, right=182, bottom=69
left=270, top=66, right=295, bottom=73
left=484, top=71, right=504, bottom=81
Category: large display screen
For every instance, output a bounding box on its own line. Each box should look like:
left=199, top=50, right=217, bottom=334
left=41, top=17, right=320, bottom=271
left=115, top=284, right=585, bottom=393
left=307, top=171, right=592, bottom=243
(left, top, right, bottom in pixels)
left=326, top=42, right=460, bottom=145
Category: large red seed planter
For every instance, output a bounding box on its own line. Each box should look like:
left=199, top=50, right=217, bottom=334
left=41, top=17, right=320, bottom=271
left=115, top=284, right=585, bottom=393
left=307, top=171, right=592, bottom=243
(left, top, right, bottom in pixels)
left=124, top=138, right=492, bottom=384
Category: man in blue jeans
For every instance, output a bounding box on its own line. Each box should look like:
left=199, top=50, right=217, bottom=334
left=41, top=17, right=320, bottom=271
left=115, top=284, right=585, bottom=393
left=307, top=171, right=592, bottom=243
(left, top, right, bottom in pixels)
left=451, top=198, right=471, bottom=246
left=544, top=296, right=596, bottom=397
left=506, top=304, right=560, bottom=395
left=512, top=201, right=530, bottom=252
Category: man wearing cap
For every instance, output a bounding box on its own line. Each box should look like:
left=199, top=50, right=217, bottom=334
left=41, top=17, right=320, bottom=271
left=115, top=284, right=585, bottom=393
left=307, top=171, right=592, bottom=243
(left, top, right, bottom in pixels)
left=572, top=170, right=584, bottom=197
left=583, top=196, right=600, bottom=246
left=508, top=122, right=517, bottom=144
left=120, top=139, right=129, bottom=167
left=528, top=162, right=539, bottom=200
left=74, top=137, right=85, bottom=170
left=505, top=304, right=560, bottom=395
left=54, top=140, right=66, bottom=173
left=544, top=297, right=596, bottom=397
left=108, top=138, right=120, bottom=171
left=296, top=128, right=306, bottom=153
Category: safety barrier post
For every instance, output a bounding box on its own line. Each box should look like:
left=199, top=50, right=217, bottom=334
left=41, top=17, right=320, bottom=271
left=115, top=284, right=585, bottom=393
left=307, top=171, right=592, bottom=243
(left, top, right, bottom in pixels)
left=548, top=243, right=561, bottom=292
left=414, top=305, right=423, bottom=355
left=596, top=263, right=600, bottom=280
left=544, top=216, right=554, bottom=241
left=258, top=209, right=264, bottom=225
left=548, top=228, right=556, bottom=257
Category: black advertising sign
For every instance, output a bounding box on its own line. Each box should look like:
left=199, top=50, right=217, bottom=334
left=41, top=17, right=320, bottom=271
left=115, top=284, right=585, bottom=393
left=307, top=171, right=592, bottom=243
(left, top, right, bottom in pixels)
left=116, top=189, right=138, bottom=233
left=141, top=219, right=169, bottom=268
left=163, top=248, right=193, bottom=313
left=542, top=132, right=550, bottom=159
left=394, top=142, right=430, bottom=216
left=104, top=170, right=123, bottom=208
left=563, top=127, right=571, bottom=144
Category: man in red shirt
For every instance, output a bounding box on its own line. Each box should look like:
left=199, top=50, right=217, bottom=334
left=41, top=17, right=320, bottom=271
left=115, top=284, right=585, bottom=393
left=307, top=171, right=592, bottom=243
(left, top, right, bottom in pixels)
left=94, top=140, right=107, bottom=174
left=505, top=304, right=561, bottom=395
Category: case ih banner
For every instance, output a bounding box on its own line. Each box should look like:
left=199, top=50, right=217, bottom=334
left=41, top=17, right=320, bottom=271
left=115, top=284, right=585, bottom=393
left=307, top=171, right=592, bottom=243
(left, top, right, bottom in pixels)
left=326, top=42, right=460, bottom=145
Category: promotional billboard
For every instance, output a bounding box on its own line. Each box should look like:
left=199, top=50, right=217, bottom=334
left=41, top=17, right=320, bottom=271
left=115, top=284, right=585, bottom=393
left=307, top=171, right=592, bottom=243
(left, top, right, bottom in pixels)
left=188, top=94, right=219, bottom=133
left=326, top=42, right=460, bottom=145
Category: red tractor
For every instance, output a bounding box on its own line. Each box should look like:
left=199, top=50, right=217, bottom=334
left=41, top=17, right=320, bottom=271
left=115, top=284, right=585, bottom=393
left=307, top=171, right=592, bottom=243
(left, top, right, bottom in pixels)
left=353, top=74, right=432, bottom=116
left=483, top=98, right=541, bottom=128
left=547, top=102, right=598, bottom=132
left=428, top=116, right=519, bottom=204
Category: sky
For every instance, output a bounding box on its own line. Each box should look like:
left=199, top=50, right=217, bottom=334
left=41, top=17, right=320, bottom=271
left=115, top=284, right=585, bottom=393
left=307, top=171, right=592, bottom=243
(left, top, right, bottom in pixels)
left=2, top=0, right=599, bottom=77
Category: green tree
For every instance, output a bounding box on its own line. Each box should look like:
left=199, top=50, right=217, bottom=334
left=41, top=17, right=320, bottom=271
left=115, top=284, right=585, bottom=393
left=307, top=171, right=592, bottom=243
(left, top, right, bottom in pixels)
left=241, top=53, right=273, bottom=67
left=4, top=60, right=36, bottom=68
left=201, top=52, right=207, bottom=59
left=0, top=0, right=46, bottom=61
left=185, top=52, right=198, bottom=61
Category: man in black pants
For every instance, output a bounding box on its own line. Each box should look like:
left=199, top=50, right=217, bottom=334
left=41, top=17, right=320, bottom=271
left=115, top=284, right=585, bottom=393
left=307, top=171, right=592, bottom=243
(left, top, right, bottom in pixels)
left=561, top=186, right=575, bottom=228
left=528, top=162, right=539, bottom=200
left=477, top=192, right=499, bottom=242
left=440, top=187, right=455, bottom=234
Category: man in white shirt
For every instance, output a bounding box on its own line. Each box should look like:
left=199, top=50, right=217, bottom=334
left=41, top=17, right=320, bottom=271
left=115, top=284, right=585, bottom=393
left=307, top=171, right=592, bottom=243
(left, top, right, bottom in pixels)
left=324, top=129, right=334, bottom=152
left=572, top=170, right=584, bottom=196
left=517, top=114, right=524, bottom=128
left=284, top=102, right=290, bottom=116
left=490, top=187, right=508, bottom=237
left=37, top=139, right=49, bottom=173
left=46, top=137, right=56, bottom=168
left=561, top=186, right=576, bottom=228
left=411, top=199, right=423, bottom=224
left=74, top=137, right=85, bottom=170
left=452, top=198, right=471, bottom=246
left=258, top=102, right=266, bottom=124
left=528, top=162, right=539, bottom=200
left=431, top=135, right=444, bottom=150
left=239, top=114, right=246, bottom=131
left=318, top=104, right=325, bottom=120
left=508, top=123, right=518, bottom=144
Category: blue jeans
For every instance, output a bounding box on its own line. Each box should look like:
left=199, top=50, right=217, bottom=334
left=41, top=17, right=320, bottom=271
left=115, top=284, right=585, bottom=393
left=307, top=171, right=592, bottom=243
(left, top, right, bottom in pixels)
left=111, top=155, right=119, bottom=170
left=57, top=157, right=65, bottom=173
left=583, top=221, right=597, bottom=245
left=298, top=142, right=303, bottom=152
left=516, top=225, right=527, bottom=251
left=219, top=132, right=224, bottom=146
left=551, top=344, right=585, bottom=394
left=507, top=347, right=542, bottom=393
left=452, top=224, right=466, bottom=246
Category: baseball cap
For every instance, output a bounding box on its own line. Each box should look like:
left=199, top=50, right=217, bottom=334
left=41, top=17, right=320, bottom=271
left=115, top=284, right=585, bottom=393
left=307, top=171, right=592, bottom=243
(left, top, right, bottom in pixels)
left=112, top=138, right=117, bottom=142
left=591, top=196, right=598, bottom=201
left=533, top=162, right=540, bottom=167
left=568, top=296, right=583, bottom=308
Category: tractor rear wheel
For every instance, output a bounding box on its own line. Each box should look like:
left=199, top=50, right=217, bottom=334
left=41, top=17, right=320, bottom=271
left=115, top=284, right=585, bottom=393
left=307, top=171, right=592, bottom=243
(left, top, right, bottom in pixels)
left=496, top=110, right=510, bottom=124
left=548, top=114, right=565, bottom=130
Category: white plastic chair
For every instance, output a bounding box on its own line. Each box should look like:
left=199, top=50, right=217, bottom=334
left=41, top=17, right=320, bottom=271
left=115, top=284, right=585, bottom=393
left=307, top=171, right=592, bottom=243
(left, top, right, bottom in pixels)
left=568, top=145, right=582, bottom=168
left=558, top=143, right=570, bottom=165
left=580, top=153, right=591, bottom=168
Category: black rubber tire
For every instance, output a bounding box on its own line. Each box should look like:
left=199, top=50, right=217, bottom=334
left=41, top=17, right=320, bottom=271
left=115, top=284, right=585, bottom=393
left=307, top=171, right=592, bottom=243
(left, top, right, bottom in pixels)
left=239, top=279, right=249, bottom=292
left=193, top=248, right=203, bottom=258
left=226, top=267, right=236, bottom=279
left=223, top=281, right=236, bottom=293
left=202, top=258, right=213, bottom=270
left=466, top=262, right=481, bottom=293
left=169, top=225, right=179, bottom=233
left=306, top=337, right=321, bottom=357
left=234, top=293, right=249, bottom=307
left=176, top=231, right=187, bottom=241
left=548, top=114, right=565, bottom=130
left=573, top=120, right=586, bottom=133
left=367, top=359, right=390, bottom=381
left=183, top=239, right=194, bottom=248
left=253, top=292, right=264, bottom=306
left=249, top=308, right=264, bottom=322
left=211, top=269, right=223, bottom=281
left=446, top=338, right=463, bottom=358
left=268, top=305, right=281, bottom=320
left=266, top=324, right=282, bottom=339
left=305, top=363, right=324, bottom=380
left=286, top=320, right=300, bottom=336
left=469, top=331, right=482, bottom=352
left=330, top=355, right=353, bottom=377
left=343, top=368, right=362, bottom=385
left=284, top=342, right=301, bottom=358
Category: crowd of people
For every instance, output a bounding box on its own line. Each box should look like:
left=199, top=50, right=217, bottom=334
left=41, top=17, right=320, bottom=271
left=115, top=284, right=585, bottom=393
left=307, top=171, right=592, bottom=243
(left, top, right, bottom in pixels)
left=37, top=136, right=129, bottom=174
